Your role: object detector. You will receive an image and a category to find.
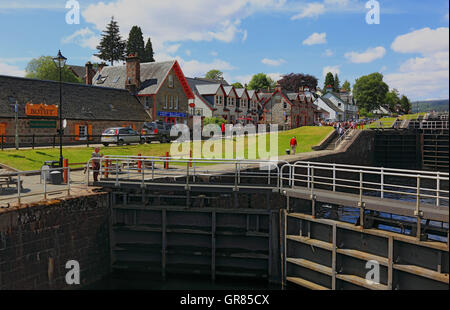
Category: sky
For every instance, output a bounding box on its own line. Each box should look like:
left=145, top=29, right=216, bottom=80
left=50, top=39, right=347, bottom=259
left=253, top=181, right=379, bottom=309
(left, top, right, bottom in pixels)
left=0, top=0, right=448, bottom=101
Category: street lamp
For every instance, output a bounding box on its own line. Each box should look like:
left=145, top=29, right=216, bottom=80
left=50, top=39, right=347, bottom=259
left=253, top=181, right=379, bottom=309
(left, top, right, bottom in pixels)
left=53, top=50, right=67, bottom=168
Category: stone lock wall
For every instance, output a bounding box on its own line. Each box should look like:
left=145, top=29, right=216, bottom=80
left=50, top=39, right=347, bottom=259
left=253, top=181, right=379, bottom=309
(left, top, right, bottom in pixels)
left=0, top=192, right=110, bottom=290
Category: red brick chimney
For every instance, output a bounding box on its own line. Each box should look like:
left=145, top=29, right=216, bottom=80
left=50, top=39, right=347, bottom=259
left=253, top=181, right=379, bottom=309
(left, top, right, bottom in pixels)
left=85, top=61, right=94, bottom=85
left=125, top=53, right=141, bottom=93
left=98, top=62, right=108, bottom=73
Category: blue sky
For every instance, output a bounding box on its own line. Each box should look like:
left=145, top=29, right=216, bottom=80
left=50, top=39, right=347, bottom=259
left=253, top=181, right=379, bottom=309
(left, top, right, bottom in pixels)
left=0, top=0, right=448, bottom=101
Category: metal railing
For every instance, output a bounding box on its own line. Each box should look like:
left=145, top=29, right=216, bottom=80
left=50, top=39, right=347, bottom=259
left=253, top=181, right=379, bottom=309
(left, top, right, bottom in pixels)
left=87, top=155, right=289, bottom=191
left=280, top=161, right=449, bottom=209
left=334, top=129, right=354, bottom=149
left=0, top=167, right=73, bottom=207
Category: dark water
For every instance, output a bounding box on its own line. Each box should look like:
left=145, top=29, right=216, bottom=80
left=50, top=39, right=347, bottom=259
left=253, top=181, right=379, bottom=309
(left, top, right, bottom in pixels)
left=84, top=271, right=283, bottom=290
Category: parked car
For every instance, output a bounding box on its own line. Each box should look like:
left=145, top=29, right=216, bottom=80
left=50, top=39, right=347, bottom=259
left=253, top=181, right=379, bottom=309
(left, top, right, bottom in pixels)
left=141, top=121, right=176, bottom=143
left=101, top=127, right=145, bottom=146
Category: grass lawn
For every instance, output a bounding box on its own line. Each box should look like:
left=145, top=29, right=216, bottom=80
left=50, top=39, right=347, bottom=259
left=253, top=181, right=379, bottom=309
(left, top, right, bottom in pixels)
left=363, top=113, right=427, bottom=129
left=0, top=126, right=333, bottom=171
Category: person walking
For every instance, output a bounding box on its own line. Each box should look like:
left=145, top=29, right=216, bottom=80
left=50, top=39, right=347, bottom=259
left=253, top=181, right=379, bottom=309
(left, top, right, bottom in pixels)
left=290, top=136, right=298, bottom=155
left=91, top=147, right=103, bottom=182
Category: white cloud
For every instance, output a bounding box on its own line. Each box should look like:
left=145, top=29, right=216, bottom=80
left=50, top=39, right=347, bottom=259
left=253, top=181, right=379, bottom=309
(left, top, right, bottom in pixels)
left=302, top=32, right=327, bottom=45
left=261, top=58, right=286, bottom=66
left=211, top=51, right=218, bottom=57
left=324, top=0, right=349, bottom=5
left=379, top=65, right=388, bottom=73
left=322, top=65, right=340, bottom=77
left=323, top=49, right=334, bottom=57
left=185, top=50, right=192, bottom=56
left=166, top=43, right=181, bottom=54
left=176, top=58, right=236, bottom=78
left=267, top=72, right=282, bottom=83
left=344, top=46, right=386, bottom=63
left=386, top=27, right=449, bottom=100
left=391, top=27, right=449, bottom=55
left=0, top=57, right=32, bottom=63
left=0, top=62, right=24, bottom=76
left=82, top=0, right=285, bottom=48
left=242, top=30, right=248, bottom=42
left=291, top=3, right=325, bottom=20
left=62, top=27, right=99, bottom=50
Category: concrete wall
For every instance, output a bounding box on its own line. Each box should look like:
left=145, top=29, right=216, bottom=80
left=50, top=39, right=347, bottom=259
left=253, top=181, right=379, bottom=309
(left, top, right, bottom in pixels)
left=0, top=192, right=110, bottom=289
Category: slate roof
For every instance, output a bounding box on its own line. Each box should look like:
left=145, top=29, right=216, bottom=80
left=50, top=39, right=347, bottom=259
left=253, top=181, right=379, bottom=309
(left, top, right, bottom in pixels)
left=247, top=90, right=257, bottom=99
left=0, top=75, right=150, bottom=121
left=223, top=86, right=235, bottom=96
left=234, top=88, right=248, bottom=98
left=195, top=84, right=223, bottom=95
left=92, top=61, right=176, bottom=95
left=68, top=65, right=86, bottom=78
left=185, top=77, right=216, bottom=110
left=318, top=97, right=341, bottom=113
left=191, top=77, right=230, bottom=86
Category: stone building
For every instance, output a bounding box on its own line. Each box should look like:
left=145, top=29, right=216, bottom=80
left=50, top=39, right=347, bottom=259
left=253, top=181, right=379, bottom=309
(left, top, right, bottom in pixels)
left=92, top=54, right=194, bottom=125
left=0, top=74, right=150, bottom=145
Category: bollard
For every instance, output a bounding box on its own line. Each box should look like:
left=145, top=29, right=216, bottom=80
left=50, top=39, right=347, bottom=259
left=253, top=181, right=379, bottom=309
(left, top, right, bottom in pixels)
left=165, top=152, right=169, bottom=169
left=63, top=159, right=69, bottom=183
left=104, top=159, right=109, bottom=178
left=189, top=150, right=192, bottom=168
left=138, top=153, right=142, bottom=173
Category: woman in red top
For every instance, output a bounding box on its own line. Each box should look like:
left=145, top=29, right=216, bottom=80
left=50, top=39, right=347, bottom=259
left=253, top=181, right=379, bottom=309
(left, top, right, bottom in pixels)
left=290, top=136, right=298, bottom=155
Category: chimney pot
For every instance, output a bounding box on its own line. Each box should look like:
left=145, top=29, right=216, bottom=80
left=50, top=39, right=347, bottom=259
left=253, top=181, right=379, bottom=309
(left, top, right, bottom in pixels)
left=85, top=61, right=94, bottom=85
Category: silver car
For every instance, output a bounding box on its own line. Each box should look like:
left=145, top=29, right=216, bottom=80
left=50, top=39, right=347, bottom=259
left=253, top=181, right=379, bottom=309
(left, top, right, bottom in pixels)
left=101, top=127, right=145, bottom=146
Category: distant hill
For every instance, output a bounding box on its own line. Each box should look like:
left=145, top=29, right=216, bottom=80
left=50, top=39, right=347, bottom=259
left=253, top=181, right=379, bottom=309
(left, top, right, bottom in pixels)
left=411, top=99, right=449, bottom=113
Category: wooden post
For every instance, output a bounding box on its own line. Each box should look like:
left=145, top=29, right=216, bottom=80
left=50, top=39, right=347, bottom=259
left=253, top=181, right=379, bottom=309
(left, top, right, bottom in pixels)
left=138, top=153, right=142, bottom=173
left=189, top=150, right=192, bottom=168
left=63, top=158, right=69, bottom=183
left=165, top=152, right=169, bottom=169
left=104, top=159, right=109, bottom=178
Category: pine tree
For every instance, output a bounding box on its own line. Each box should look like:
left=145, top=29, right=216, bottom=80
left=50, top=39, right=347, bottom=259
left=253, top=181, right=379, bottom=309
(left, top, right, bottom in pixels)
left=143, top=38, right=155, bottom=62
left=95, top=16, right=126, bottom=66
left=126, top=26, right=145, bottom=58
left=323, top=72, right=335, bottom=93
left=334, top=73, right=340, bottom=92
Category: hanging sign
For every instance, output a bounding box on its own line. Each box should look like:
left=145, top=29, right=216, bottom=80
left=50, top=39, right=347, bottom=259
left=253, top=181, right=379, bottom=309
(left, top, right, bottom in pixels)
left=25, top=103, right=58, bottom=117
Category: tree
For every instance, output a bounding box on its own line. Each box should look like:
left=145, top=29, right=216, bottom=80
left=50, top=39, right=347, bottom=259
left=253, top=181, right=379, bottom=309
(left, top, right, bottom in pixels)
left=232, top=82, right=244, bottom=89
left=205, top=69, right=224, bottom=81
left=384, top=89, right=400, bottom=112
left=142, top=38, right=155, bottom=62
left=126, top=26, right=145, bottom=58
left=278, top=73, right=318, bottom=92
left=203, top=117, right=226, bottom=126
left=342, top=80, right=351, bottom=92
left=353, top=72, right=389, bottom=112
left=25, top=56, right=82, bottom=83
left=400, top=95, right=411, bottom=114
left=323, top=72, right=335, bottom=93
left=248, top=73, right=276, bottom=90
left=95, top=16, right=126, bottom=66
left=334, top=73, right=340, bottom=92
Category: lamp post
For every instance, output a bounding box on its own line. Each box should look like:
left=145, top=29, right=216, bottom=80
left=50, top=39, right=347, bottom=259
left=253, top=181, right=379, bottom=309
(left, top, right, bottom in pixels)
left=53, top=50, right=67, bottom=167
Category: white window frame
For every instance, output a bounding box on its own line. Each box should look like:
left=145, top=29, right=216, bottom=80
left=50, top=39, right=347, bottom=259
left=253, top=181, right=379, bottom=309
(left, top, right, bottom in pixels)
left=174, top=96, right=178, bottom=110
left=169, top=95, right=173, bottom=109
left=164, top=95, right=168, bottom=109
left=78, top=125, right=88, bottom=141
left=168, top=75, right=174, bottom=88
